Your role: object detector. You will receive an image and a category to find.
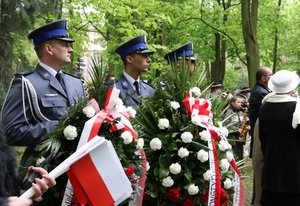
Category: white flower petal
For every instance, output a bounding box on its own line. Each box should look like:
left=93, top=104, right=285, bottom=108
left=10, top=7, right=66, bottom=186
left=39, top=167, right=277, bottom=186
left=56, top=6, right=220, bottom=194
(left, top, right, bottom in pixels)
left=150, top=138, right=162, bottom=150
left=181, top=132, right=193, bottom=143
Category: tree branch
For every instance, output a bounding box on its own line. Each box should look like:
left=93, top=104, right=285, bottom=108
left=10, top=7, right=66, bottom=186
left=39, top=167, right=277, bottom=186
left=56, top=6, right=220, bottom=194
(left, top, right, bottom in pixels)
left=176, top=16, right=247, bottom=66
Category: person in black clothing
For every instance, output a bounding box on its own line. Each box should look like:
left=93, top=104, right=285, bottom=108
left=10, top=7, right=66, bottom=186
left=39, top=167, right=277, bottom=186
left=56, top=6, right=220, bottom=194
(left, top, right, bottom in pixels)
left=249, top=67, right=273, bottom=157
left=258, top=70, right=300, bottom=205
left=0, top=132, right=56, bottom=206
left=248, top=67, right=272, bottom=205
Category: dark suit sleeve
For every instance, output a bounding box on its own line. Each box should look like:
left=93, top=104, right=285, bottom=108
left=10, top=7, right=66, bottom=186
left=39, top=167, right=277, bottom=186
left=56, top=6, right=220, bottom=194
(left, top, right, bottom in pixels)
left=1, top=77, right=58, bottom=146
left=0, top=197, right=8, bottom=206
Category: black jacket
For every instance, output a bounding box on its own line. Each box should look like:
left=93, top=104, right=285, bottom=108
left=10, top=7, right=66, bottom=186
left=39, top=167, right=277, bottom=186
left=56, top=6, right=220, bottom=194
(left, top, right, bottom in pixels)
left=249, top=82, right=271, bottom=130
left=249, top=82, right=271, bottom=157
left=259, top=101, right=300, bottom=192
left=0, top=131, right=20, bottom=206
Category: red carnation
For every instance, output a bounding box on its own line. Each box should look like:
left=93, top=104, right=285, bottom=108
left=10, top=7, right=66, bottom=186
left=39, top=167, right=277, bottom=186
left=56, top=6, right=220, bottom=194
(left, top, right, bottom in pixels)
left=125, top=166, right=135, bottom=178
left=220, top=188, right=228, bottom=206
left=132, top=178, right=138, bottom=184
left=143, top=190, right=152, bottom=201
left=167, top=188, right=181, bottom=202
left=200, top=190, right=208, bottom=202
left=182, top=198, right=194, bottom=206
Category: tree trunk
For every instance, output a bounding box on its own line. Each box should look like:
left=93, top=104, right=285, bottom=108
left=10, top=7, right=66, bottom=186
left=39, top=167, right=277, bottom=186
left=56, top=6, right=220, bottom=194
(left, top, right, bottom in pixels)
left=211, top=32, right=221, bottom=82
left=0, top=0, right=16, bottom=87
left=241, top=0, right=260, bottom=88
left=272, top=0, right=282, bottom=73
left=211, top=0, right=230, bottom=84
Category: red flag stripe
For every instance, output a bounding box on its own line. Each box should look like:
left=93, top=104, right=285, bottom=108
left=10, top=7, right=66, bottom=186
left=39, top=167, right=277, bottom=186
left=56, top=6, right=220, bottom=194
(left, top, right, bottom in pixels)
left=70, top=155, right=115, bottom=206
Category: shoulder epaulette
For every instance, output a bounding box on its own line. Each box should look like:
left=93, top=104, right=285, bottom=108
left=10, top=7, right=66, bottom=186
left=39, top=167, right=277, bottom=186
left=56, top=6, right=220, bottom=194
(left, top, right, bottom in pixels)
left=15, top=70, right=34, bottom=77
left=141, top=80, right=155, bottom=89
left=63, top=72, right=81, bottom=79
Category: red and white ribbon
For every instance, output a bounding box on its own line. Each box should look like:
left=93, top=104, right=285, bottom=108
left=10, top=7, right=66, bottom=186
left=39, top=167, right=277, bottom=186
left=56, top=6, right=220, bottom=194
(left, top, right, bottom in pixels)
left=207, top=135, right=221, bottom=206
left=182, top=91, right=221, bottom=205
left=62, top=86, right=146, bottom=206
left=182, top=89, right=245, bottom=205
left=217, top=130, right=245, bottom=206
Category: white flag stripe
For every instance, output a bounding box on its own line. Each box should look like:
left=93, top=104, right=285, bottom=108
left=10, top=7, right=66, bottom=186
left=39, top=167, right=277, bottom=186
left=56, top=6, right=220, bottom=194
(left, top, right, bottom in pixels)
left=89, top=141, right=132, bottom=202
left=77, top=115, right=98, bottom=148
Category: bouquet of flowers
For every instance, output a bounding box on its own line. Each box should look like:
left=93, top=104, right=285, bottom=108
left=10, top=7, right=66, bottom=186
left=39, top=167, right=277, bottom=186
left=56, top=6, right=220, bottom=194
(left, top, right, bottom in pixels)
left=24, top=82, right=144, bottom=205
left=134, top=62, right=245, bottom=205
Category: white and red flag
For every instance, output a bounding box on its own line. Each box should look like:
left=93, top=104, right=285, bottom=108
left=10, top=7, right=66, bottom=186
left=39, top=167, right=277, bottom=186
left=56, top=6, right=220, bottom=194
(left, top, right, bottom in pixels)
left=67, top=139, right=132, bottom=206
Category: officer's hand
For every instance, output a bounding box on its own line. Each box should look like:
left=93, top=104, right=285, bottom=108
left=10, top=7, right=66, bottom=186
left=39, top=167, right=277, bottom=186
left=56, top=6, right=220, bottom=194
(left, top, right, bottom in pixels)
left=8, top=197, right=32, bottom=206
left=27, top=166, right=56, bottom=198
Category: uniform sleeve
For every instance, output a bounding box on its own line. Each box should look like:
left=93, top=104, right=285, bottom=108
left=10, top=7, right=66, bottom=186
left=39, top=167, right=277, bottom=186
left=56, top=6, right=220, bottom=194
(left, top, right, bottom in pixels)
left=0, top=197, right=8, bottom=206
left=1, top=76, right=59, bottom=146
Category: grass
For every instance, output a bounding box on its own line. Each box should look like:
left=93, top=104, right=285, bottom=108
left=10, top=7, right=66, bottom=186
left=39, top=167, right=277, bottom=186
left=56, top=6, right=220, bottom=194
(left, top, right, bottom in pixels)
left=15, top=146, right=26, bottom=166
left=242, top=158, right=253, bottom=206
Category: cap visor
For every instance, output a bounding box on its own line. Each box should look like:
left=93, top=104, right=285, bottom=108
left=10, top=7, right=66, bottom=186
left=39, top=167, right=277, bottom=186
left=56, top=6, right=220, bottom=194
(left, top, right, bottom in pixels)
left=186, top=56, right=196, bottom=61
left=57, top=37, right=75, bottom=42
left=136, top=49, right=154, bottom=55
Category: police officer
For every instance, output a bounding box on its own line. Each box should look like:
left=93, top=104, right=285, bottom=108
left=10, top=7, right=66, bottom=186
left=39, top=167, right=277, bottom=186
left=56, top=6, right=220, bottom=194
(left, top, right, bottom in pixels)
left=1, top=19, right=85, bottom=167
left=164, top=42, right=196, bottom=75
left=115, top=35, right=155, bottom=110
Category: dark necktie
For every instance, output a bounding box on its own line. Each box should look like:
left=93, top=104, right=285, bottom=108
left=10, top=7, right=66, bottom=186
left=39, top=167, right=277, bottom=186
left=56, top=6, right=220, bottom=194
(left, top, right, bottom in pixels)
left=56, top=72, right=66, bottom=92
left=133, top=81, right=140, bottom=96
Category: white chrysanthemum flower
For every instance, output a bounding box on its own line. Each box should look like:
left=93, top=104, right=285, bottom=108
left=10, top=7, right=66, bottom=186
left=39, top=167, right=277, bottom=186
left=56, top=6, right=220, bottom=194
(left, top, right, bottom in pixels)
left=146, top=161, right=150, bottom=171
left=203, top=170, right=211, bottom=181
left=223, top=178, right=233, bottom=189
left=218, top=140, right=232, bottom=151
left=63, top=125, right=78, bottom=140
left=220, top=159, right=230, bottom=172
left=218, top=127, right=229, bottom=137
left=178, top=147, right=189, bottom=158
left=199, top=130, right=211, bottom=141
left=136, top=138, right=144, bottom=150
left=191, top=115, right=202, bottom=126
left=226, top=151, right=234, bottom=161
left=187, top=184, right=199, bottom=195
left=191, top=87, right=201, bottom=97
left=169, top=163, right=182, bottom=175
left=127, top=106, right=137, bottom=118
left=181, top=132, right=193, bottom=143
left=158, top=118, right=170, bottom=130
left=82, top=105, right=96, bottom=118
left=121, top=131, right=133, bottom=144
left=36, top=156, right=45, bottom=166
left=150, top=138, right=162, bottom=150
left=162, top=176, right=174, bottom=187
left=170, top=101, right=180, bottom=110
left=197, top=149, right=209, bottom=162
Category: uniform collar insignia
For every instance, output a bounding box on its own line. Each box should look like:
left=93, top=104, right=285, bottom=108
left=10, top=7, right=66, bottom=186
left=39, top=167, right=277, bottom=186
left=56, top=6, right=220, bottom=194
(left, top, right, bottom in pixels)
left=121, top=78, right=129, bottom=89
left=43, top=72, right=50, bottom=80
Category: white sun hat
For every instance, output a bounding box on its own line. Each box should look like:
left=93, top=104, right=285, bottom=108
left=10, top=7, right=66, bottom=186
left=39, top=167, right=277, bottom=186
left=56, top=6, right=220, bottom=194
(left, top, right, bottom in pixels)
left=268, top=70, right=300, bottom=94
